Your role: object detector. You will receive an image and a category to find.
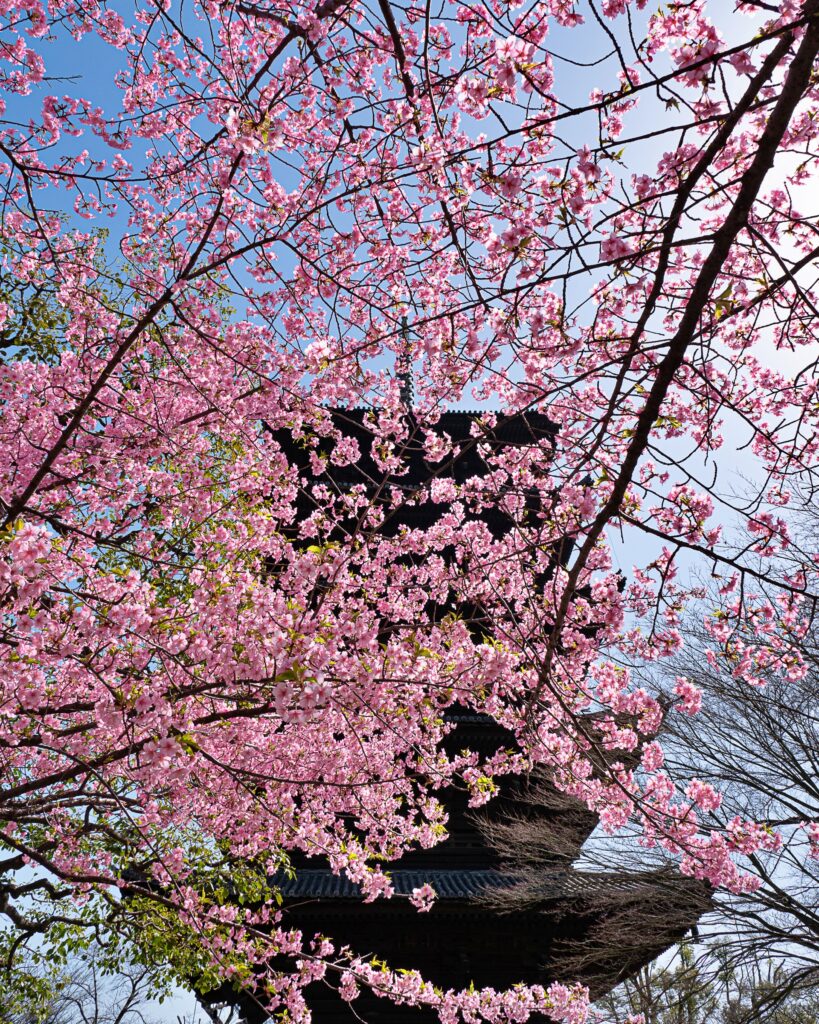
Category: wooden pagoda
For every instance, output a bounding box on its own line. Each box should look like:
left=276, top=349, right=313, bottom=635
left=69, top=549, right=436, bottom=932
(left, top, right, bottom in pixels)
left=199, top=407, right=710, bottom=1023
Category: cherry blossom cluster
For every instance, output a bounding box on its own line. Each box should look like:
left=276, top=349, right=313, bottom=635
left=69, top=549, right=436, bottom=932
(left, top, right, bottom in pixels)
left=2, top=0, right=819, bottom=1017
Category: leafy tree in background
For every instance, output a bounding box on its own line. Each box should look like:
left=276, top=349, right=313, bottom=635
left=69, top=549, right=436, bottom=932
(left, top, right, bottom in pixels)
left=659, top=630, right=819, bottom=1012
left=0, top=944, right=167, bottom=1024
left=598, top=942, right=819, bottom=1024
left=1, top=0, right=819, bottom=1020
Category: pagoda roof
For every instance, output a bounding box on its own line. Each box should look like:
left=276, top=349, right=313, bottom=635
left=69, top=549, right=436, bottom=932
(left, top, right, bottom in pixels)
left=201, top=862, right=709, bottom=1023
left=274, top=868, right=510, bottom=899
left=270, top=405, right=556, bottom=482
left=268, top=407, right=557, bottom=492
left=273, top=865, right=704, bottom=906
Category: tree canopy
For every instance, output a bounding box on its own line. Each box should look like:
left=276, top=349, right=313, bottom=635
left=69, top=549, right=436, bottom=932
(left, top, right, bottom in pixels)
left=1, top=0, right=818, bottom=1020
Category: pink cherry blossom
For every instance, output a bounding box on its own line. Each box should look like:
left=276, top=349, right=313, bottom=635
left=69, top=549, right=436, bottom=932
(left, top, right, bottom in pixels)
left=0, top=0, right=818, bottom=1017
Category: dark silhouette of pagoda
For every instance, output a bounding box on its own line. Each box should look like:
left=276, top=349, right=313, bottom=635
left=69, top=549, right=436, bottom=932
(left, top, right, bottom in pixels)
left=199, top=406, right=710, bottom=1023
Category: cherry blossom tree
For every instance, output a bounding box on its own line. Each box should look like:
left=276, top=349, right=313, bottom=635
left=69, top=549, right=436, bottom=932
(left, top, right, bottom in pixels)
left=1, top=0, right=819, bottom=1019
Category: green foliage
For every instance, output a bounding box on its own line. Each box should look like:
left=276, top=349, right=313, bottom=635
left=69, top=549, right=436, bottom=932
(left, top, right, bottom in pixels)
left=0, top=940, right=63, bottom=1024
left=0, top=229, right=121, bottom=366
left=0, top=265, right=70, bottom=367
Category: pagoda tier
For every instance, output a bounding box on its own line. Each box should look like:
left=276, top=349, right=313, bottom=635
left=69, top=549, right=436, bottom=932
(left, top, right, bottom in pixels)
left=263, top=864, right=708, bottom=1022
left=360, top=711, right=600, bottom=873
left=265, top=407, right=571, bottom=639
left=266, top=407, right=565, bottom=547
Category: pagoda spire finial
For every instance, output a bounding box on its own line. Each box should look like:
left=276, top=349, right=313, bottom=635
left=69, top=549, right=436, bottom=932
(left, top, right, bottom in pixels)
left=397, top=315, right=414, bottom=410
